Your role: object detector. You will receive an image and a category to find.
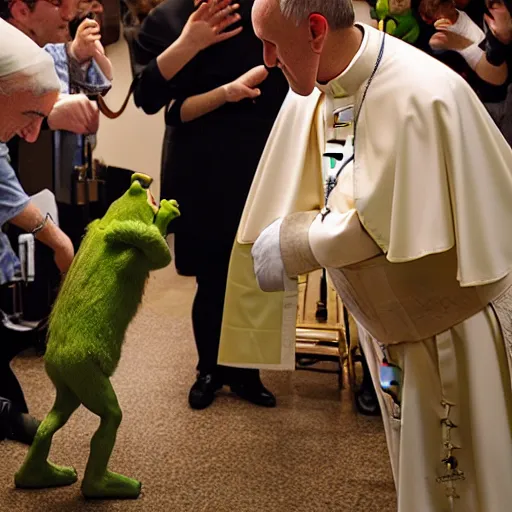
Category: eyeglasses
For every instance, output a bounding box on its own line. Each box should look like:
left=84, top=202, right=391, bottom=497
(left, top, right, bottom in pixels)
left=14, top=0, right=64, bottom=8
left=39, top=0, right=64, bottom=7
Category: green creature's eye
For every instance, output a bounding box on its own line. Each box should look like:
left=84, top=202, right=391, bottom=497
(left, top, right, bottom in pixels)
left=131, top=173, right=153, bottom=189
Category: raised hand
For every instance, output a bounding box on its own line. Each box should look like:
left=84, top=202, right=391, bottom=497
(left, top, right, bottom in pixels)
left=224, top=65, right=269, bottom=103
left=180, top=0, right=243, bottom=52
left=484, top=2, right=512, bottom=45
left=70, top=19, right=102, bottom=63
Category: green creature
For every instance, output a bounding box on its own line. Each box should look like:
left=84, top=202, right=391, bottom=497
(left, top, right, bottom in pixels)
left=373, top=0, right=421, bottom=44
left=14, top=173, right=180, bottom=499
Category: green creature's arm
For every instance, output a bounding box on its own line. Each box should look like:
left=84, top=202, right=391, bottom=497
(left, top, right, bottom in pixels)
left=104, top=220, right=171, bottom=270
left=154, top=199, right=180, bottom=236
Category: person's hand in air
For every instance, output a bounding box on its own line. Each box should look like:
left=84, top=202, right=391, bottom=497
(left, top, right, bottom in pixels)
left=180, top=0, right=243, bottom=52
left=485, top=1, right=512, bottom=45
left=70, top=18, right=102, bottom=63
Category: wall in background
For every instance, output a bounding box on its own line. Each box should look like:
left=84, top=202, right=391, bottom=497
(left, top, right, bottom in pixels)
left=94, top=31, right=165, bottom=196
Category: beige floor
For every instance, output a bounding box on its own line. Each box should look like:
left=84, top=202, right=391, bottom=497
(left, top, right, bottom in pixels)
left=0, top=265, right=396, bottom=511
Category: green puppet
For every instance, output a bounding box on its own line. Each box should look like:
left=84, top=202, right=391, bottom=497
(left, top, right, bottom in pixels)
left=14, top=173, right=180, bottom=499
left=372, top=0, right=421, bottom=44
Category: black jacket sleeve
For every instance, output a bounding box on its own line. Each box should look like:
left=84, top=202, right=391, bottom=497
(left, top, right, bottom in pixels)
left=485, top=29, right=509, bottom=68
left=132, top=1, right=198, bottom=116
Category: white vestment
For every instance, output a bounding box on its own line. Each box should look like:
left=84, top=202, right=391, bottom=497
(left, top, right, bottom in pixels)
left=220, top=23, right=512, bottom=512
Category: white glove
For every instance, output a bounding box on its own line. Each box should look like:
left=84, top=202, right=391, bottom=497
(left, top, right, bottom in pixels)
left=47, top=93, right=100, bottom=134
left=251, top=218, right=286, bottom=292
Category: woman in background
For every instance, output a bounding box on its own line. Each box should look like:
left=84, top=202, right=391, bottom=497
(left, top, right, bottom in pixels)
left=134, top=0, right=288, bottom=410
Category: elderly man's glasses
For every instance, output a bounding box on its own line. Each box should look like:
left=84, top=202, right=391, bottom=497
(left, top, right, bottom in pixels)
left=11, top=0, right=64, bottom=8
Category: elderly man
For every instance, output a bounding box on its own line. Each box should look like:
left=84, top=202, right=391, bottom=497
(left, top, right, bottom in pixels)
left=0, top=18, right=72, bottom=445
left=218, top=0, right=512, bottom=510
left=0, top=0, right=100, bottom=135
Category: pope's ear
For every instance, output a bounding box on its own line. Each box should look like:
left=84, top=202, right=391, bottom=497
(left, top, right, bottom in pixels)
left=308, top=13, right=328, bottom=54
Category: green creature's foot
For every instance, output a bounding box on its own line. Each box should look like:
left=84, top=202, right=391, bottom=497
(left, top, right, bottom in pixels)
left=15, top=461, right=78, bottom=489
left=81, top=471, right=141, bottom=500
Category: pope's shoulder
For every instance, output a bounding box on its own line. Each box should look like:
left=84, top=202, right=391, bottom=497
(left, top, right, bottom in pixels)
left=378, top=33, right=474, bottom=107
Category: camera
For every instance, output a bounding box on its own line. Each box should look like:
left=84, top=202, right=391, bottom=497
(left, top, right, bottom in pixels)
left=69, top=12, right=97, bottom=40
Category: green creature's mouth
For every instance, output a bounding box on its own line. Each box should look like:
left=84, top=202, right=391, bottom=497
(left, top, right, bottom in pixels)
left=130, top=173, right=159, bottom=213
left=147, top=189, right=159, bottom=214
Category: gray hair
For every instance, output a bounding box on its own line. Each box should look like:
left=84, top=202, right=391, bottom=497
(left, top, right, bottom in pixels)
left=279, top=0, right=355, bottom=29
left=0, top=17, right=61, bottom=97
left=0, top=70, right=59, bottom=96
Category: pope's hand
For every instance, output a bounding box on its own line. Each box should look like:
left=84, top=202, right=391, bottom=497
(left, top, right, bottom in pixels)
left=251, top=218, right=286, bottom=292
left=47, top=94, right=100, bottom=134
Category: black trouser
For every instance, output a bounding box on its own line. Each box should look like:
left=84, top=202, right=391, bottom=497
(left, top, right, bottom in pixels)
left=0, top=329, right=32, bottom=414
left=190, top=240, right=258, bottom=384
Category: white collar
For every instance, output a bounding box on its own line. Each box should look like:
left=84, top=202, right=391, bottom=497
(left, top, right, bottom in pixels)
left=315, top=24, right=383, bottom=98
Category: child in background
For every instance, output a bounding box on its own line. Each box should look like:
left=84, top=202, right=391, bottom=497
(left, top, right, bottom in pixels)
left=419, top=0, right=485, bottom=45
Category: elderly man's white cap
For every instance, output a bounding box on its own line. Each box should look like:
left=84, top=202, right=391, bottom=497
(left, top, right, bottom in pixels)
left=0, top=17, right=60, bottom=92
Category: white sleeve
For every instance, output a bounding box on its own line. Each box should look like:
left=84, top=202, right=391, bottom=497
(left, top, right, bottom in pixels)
left=280, top=208, right=381, bottom=277
left=309, top=208, right=382, bottom=269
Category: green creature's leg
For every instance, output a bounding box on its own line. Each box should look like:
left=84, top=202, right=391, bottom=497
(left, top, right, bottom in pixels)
left=65, top=360, right=141, bottom=500
left=15, top=364, right=80, bottom=489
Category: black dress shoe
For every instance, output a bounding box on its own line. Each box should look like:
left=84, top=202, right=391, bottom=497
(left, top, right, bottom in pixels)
left=188, top=373, right=223, bottom=410
left=230, top=380, right=277, bottom=408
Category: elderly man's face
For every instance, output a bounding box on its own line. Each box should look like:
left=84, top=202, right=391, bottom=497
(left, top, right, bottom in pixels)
left=11, top=0, right=79, bottom=46
left=252, top=0, right=322, bottom=96
left=0, top=88, right=58, bottom=143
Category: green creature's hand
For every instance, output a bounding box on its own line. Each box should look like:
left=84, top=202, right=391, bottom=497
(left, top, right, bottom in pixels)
left=154, top=199, right=180, bottom=236
left=104, top=220, right=171, bottom=270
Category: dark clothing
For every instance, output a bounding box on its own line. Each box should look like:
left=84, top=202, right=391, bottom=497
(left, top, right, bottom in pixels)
left=190, top=234, right=256, bottom=381
left=0, top=326, right=33, bottom=414
left=133, top=0, right=288, bottom=276
left=133, top=0, right=288, bottom=377
left=483, top=1, right=512, bottom=145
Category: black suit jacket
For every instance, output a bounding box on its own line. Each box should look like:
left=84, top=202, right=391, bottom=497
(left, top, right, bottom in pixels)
left=132, top=0, right=288, bottom=274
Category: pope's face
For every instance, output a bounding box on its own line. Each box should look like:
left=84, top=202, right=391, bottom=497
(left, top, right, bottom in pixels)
left=252, top=0, right=321, bottom=96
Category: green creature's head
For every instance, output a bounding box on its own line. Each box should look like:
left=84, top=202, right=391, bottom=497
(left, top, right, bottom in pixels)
left=101, top=173, right=180, bottom=235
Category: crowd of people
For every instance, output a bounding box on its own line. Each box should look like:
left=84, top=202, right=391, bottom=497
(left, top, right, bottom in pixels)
left=0, top=0, right=511, bottom=510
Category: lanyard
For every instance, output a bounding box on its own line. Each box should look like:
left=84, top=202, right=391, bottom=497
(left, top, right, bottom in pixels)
left=322, top=33, right=386, bottom=208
